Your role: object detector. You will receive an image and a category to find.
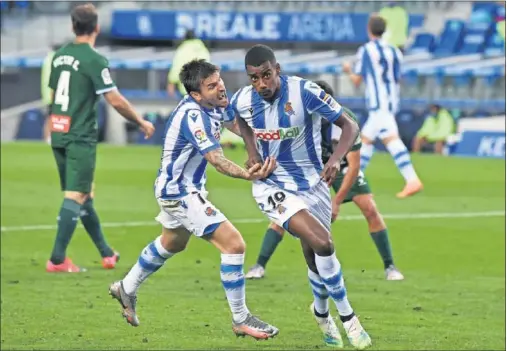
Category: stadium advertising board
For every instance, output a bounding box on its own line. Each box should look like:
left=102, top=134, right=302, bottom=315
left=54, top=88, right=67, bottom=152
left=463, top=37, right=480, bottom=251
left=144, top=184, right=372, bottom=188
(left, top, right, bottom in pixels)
left=111, top=10, right=424, bottom=43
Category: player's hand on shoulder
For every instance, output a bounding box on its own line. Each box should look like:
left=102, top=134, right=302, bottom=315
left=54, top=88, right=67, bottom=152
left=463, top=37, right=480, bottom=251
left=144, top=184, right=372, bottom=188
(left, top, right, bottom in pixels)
left=246, top=157, right=277, bottom=181
left=321, top=161, right=340, bottom=187
left=140, top=120, right=155, bottom=139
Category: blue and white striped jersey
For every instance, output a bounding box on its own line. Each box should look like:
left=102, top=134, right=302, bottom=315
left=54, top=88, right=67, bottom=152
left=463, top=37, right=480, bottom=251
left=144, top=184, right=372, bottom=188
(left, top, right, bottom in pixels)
left=154, top=96, right=234, bottom=200
left=353, top=39, right=403, bottom=113
left=231, top=75, right=343, bottom=192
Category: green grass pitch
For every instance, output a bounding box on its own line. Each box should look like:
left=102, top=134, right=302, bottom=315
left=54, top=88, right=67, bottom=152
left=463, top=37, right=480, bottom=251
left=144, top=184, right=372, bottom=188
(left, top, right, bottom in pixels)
left=1, top=142, right=505, bottom=350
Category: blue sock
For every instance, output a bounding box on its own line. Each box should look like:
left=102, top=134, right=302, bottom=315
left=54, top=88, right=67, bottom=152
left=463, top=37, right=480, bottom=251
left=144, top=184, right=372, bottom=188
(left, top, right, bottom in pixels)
left=315, top=253, right=354, bottom=318
left=122, top=236, right=174, bottom=295
left=220, top=253, right=249, bottom=323
left=360, top=143, right=374, bottom=171
left=386, top=139, right=418, bottom=181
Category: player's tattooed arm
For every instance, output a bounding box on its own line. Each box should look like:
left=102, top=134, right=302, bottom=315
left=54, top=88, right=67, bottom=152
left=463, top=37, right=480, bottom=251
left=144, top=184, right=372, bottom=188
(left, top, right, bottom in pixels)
left=104, top=90, right=155, bottom=139
left=204, top=148, right=276, bottom=181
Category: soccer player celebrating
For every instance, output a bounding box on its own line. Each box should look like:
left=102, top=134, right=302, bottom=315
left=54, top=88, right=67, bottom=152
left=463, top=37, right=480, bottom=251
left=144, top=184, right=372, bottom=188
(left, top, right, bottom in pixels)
left=230, top=45, right=372, bottom=349
left=109, top=59, right=279, bottom=340
left=245, top=81, right=404, bottom=282
left=342, top=15, right=423, bottom=199
left=46, top=4, right=155, bottom=273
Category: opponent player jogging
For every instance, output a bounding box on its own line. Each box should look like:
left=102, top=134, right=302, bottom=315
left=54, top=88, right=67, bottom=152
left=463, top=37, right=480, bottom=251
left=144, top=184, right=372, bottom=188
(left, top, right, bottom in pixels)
left=231, top=45, right=372, bottom=349
left=342, top=15, right=423, bottom=199
left=46, top=4, right=155, bottom=273
left=109, top=59, right=279, bottom=341
left=246, top=80, right=404, bottom=282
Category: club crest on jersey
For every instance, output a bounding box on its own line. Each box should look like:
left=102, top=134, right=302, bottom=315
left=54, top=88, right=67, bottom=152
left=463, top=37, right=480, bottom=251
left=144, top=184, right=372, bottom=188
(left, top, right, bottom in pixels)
left=277, top=204, right=287, bottom=214
left=205, top=207, right=217, bottom=216
left=284, top=102, right=295, bottom=116
left=254, top=126, right=300, bottom=141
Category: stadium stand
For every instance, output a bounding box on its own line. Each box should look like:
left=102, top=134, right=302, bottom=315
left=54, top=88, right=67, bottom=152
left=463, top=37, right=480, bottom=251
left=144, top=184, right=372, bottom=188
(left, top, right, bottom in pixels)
left=1, top=1, right=504, bottom=158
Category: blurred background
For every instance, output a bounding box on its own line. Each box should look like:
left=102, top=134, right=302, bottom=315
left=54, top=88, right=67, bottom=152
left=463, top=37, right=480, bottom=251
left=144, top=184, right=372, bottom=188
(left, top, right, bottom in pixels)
left=0, top=0, right=505, bottom=158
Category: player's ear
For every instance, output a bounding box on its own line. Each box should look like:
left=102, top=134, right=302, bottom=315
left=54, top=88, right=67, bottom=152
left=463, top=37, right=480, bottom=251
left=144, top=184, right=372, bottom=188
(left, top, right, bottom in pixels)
left=275, top=63, right=281, bottom=74
left=190, top=91, right=201, bottom=102
left=95, top=23, right=100, bottom=35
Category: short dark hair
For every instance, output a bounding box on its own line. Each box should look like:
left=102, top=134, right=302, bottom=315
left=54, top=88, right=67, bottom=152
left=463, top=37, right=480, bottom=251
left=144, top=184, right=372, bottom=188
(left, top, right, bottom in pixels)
left=314, top=80, right=334, bottom=97
left=71, top=3, right=98, bottom=36
left=368, top=15, right=386, bottom=37
left=184, top=30, right=196, bottom=40
left=179, top=59, right=219, bottom=94
left=245, top=44, right=276, bottom=68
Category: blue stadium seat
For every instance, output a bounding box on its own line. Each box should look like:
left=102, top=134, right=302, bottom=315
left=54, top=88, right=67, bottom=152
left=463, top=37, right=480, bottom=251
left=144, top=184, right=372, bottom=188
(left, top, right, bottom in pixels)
left=407, top=33, right=435, bottom=54
left=433, top=20, right=465, bottom=56
left=484, top=32, right=505, bottom=56
left=395, top=109, right=424, bottom=149
left=458, top=27, right=491, bottom=53
left=471, top=109, right=493, bottom=118
left=14, top=1, right=29, bottom=9
left=16, top=109, right=45, bottom=140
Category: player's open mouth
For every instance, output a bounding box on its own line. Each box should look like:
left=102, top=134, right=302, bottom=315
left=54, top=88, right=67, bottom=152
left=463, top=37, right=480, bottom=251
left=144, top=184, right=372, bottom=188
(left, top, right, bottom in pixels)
left=218, top=92, right=227, bottom=101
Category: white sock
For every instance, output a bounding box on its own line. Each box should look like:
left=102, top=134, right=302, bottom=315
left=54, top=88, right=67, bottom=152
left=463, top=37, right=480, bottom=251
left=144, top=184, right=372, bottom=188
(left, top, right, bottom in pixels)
left=315, top=253, right=354, bottom=317
left=220, top=253, right=250, bottom=323
left=122, top=235, right=174, bottom=295
left=386, top=139, right=418, bottom=182
left=308, top=268, right=329, bottom=315
left=360, top=143, right=374, bottom=171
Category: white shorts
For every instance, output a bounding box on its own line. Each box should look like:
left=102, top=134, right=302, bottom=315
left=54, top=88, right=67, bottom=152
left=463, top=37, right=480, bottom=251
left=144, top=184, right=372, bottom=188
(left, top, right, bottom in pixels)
left=252, top=180, right=332, bottom=233
left=361, top=110, right=399, bottom=141
left=155, top=191, right=227, bottom=237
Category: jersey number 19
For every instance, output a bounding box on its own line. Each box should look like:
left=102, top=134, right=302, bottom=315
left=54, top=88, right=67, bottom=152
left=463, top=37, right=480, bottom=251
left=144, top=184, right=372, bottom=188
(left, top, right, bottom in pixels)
left=55, top=71, right=71, bottom=112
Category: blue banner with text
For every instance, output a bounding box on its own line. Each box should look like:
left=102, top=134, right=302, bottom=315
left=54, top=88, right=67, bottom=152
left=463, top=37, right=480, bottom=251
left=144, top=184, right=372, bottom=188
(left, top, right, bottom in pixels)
left=111, top=10, right=424, bottom=43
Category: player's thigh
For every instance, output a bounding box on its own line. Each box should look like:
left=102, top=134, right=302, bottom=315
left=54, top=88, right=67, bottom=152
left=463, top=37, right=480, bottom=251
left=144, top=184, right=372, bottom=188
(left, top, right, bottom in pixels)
left=160, top=226, right=193, bottom=253
left=156, top=191, right=227, bottom=238
left=361, top=112, right=380, bottom=142
left=301, top=181, right=332, bottom=232
left=51, top=147, right=67, bottom=191
left=65, top=141, right=97, bottom=194
left=378, top=112, right=399, bottom=142
left=252, top=181, right=307, bottom=232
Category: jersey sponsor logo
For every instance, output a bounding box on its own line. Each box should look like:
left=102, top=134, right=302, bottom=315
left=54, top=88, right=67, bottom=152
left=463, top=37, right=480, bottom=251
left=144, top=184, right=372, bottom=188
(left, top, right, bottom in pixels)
left=49, top=114, right=71, bottom=133
left=254, top=126, right=300, bottom=141
left=284, top=102, right=295, bottom=116
left=101, top=68, right=113, bottom=85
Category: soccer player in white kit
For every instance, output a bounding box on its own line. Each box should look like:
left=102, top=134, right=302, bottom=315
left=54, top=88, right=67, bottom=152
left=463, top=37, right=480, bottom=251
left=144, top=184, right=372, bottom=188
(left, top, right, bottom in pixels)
left=230, top=45, right=372, bottom=350
left=108, top=59, right=279, bottom=341
left=342, top=15, right=423, bottom=199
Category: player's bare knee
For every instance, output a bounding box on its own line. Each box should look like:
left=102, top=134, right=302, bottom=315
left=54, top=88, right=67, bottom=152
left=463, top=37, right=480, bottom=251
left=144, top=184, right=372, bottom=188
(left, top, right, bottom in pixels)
left=269, top=222, right=285, bottom=236
left=161, top=228, right=190, bottom=253
left=222, top=237, right=245, bottom=254
left=64, top=191, right=88, bottom=205
left=313, top=236, right=334, bottom=256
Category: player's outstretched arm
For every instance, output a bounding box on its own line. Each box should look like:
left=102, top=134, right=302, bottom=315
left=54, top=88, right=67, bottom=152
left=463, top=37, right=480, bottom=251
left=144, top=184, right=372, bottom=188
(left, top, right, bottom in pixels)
left=331, top=149, right=360, bottom=222
left=236, top=117, right=263, bottom=168
left=224, top=119, right=242, bottom=137
left=204, top=148, right=276, bottom=181
left=103, top=90, right=155, bottom=139
left=321, top=110, right=359, bottom=186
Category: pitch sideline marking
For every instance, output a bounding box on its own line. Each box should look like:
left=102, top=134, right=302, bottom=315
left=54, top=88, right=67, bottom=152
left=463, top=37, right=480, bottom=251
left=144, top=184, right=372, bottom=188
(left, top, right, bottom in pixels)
left=1, top=210, right=504, bottom=233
